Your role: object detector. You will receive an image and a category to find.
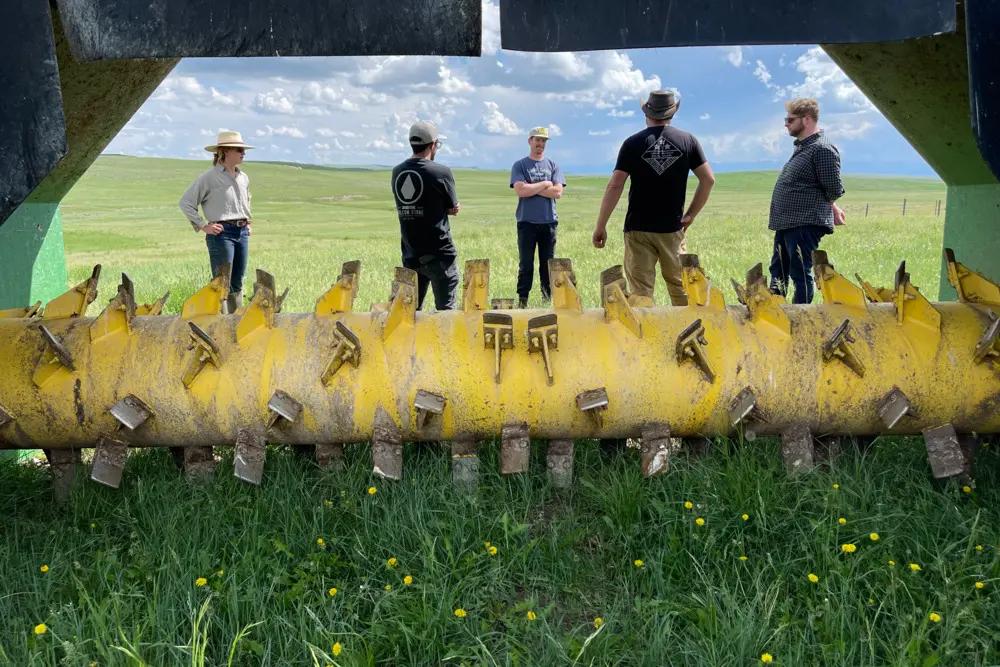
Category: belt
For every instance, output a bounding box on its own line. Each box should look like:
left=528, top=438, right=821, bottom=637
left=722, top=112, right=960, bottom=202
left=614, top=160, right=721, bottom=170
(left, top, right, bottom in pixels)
left=215, top=219, right=249, bottom=227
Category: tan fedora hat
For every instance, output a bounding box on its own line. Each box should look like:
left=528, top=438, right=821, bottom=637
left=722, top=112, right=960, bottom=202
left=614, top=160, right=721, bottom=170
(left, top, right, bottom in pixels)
left=204, top=130, right=255, bottom=152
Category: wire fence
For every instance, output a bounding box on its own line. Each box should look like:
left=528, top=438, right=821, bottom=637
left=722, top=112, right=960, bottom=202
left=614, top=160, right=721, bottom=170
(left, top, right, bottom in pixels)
left=841, top=199, right=945, bottom=217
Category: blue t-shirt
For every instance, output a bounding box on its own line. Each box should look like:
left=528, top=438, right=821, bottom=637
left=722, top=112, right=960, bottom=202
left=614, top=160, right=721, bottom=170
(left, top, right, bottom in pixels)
left=509, top=157, right=566, bottom=224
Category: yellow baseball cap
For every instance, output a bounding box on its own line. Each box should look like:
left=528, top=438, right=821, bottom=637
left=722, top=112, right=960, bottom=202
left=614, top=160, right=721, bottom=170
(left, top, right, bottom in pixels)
left=528, top=127, right=550, bottom=139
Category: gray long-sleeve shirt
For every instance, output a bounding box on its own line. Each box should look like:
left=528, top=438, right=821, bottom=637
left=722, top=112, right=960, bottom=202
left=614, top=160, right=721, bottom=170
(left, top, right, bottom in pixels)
left=768, top=130, right=845, bottom=232
left=179, top=164, right=252, bottom=231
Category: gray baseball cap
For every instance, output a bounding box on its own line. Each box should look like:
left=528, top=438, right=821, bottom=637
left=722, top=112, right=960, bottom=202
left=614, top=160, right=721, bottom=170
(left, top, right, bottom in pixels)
left=408, top=120, right=446, bottom=145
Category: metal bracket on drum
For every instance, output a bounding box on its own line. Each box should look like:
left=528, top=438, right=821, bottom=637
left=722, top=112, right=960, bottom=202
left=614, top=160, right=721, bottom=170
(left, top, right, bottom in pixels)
left=876, top=386, right=917, bottom=430
left=527, top=314, right=558, bottom=386
left=267, top=390, right=302, bottom=430
left=973, top=316, right=1000, bottom=366
left=234, top=428, right=267, bottom=485
left=676, top=319, right=716, bottom=383
left=414, top=389, right=446, bottom=431
left=822, top=319, right=865, bottom=378
left=601, top=266, right=642, bottom=338
left=483, top=313, right=514, bottom=384
left=109, top=394, right=153, bottom=431
left=321, top=321, right=361, bottom=386
left=728, top=387, right=767, bottom=440
left=182, top=322, right=222, bottom=388
left=576, top=387, right=609, bottom=428
left=91, top=435, right=129, bottom=489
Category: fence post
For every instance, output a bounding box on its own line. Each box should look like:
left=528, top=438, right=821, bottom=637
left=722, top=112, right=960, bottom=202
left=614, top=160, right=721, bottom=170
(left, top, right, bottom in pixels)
left=865, top=204, right=869, bottom=218
left=902, top=198, right=907, bottom=216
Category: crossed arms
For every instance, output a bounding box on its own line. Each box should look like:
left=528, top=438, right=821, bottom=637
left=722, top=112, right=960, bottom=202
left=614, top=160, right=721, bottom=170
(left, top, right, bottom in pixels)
left=513, top=181, right=563, bottom=199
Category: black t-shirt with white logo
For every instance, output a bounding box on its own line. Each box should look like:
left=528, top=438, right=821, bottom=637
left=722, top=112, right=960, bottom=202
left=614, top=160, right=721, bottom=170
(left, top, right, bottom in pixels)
left=613, top=126, right=707, bottom=234
left=391, top=157, right=459, bottom=261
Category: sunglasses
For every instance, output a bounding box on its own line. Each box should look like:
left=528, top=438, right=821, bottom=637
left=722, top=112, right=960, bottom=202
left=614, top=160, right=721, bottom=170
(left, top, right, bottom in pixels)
left=784, top=116, right=801, bottom=124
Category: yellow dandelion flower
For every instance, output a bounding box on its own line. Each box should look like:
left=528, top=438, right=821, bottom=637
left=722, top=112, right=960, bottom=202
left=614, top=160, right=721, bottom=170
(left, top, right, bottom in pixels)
left=869, top=533, right=879, bottom=542
left=593, top=617, right=603, bottom=629
left=976, top=581, right=985, bottom=590
left=761, top=653, right=773, bottom=663
left=39, top=564, right=49, bottom=573
left=385, top=584, right=391, bottom=591
left=317, top=538, right=325, bottom=547
left=838, top=517, right=847, bottom=525
left=888, top=560, right=896, bottom=566
left=488, top=546, right=498, bottom=556
left=633, top=559, right=644, bottom=568
left=404, top=575, right=413, bottom=585
left=928, top=612, right=941, bottom=623
left=739, top=555, right=748, bottom=561
left=833, top=483, right=839, bottom=489
left=387, top=557, right=397, bottom=568
left=963, top=485, right=972, bottom=494
left=195, top=577, right=207, bottom=587
left=684, top=501, right=693, bottom=510
left=34, top=623, right=47, bottom=635
left=90, top=523, right=95, bottom=528
left=216, top=569, right=224, bottom=576
left=484, top=541, right=491, bottom=547
left=742, top=513, right=749, bottom=521
left=332, top=642, right=342, bottom=656
left=454, top=608, right=467, bottom=618
left=695, top=518, right=705, bottom=527
left=841, top=543, right=857, bottom=554
left=526, top=611, right=537, bottom=621
left=909, top=563, right=921, bottom=572
left=808, top=573, right=819, bottom=583
left=367, top=486, right=377, bottom=495
left=328, top=587, right=338, bottom=597
left=324, top=499, right=333, bottom=506
left=976, top=545, right=983, bottom=551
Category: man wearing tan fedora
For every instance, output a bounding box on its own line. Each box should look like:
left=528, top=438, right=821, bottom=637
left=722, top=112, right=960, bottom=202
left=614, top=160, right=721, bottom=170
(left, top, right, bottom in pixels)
left=592, top=90, right=715, bottom=306
left=179, top=130, right=255, bottom=314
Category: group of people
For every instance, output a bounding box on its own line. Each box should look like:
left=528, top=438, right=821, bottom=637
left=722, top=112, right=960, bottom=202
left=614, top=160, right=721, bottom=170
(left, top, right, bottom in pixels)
left=180, top=91, right=845, bottom=313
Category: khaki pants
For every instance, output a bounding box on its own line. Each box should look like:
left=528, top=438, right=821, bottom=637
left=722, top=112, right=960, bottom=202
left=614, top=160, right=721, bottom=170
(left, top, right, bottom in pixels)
left=623, top=230, right=688, bottom=306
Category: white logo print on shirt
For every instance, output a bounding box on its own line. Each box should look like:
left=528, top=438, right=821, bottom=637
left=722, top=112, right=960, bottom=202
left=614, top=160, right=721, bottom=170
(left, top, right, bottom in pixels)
left=641, top=135, right=683, bottom=176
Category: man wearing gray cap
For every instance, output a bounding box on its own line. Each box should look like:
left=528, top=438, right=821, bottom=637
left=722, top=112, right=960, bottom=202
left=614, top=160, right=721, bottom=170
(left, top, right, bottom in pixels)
left=592, top=89, right=715, bottom=306
left=390, top=120, right=461, bottom=310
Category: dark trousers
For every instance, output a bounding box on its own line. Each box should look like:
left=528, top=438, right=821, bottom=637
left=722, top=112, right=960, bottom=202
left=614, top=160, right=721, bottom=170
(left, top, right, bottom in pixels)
left=205, top=224, right=249, bottom=293
left=768, top=225, right=828, bottom=304
left=404, top=254, right=459, bottom=311
left=516, top=221, right=558, bottom=301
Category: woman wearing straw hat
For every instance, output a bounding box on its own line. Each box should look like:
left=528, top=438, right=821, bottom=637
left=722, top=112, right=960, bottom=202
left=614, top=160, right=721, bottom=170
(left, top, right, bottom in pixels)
left=179, top=130, right=255, bottom=314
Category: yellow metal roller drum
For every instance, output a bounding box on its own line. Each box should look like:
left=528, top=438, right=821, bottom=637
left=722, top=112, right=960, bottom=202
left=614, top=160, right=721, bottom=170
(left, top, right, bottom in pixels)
left=0, top=250, right=997, bottom=488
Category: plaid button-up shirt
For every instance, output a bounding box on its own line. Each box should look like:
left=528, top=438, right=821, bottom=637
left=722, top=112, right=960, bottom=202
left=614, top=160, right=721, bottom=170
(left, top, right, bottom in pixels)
left=768, top=130, right=845, bottom=232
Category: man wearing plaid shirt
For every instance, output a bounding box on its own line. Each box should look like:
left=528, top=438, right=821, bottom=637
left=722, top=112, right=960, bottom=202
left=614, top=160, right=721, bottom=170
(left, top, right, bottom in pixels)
left=768, top=98, right=846, bottom=304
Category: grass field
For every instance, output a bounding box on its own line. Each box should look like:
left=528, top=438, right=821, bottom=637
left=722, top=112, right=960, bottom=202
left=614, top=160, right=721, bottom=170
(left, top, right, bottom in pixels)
left=4, top=156, right=1000, bottom=666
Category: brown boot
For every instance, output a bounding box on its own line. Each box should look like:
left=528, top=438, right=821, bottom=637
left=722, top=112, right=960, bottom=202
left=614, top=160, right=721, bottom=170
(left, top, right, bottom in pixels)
left=518, top=297, right=528, bottom=309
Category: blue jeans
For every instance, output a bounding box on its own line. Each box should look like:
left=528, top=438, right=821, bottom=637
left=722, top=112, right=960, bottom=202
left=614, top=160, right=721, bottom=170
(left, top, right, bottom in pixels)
left=403, top=254, right=459, bottom=311
left=205, top=224, right=249, bottom=293
left=516, top=221, right=557, bottom=300
left=768, top=225, right=828, bottom=304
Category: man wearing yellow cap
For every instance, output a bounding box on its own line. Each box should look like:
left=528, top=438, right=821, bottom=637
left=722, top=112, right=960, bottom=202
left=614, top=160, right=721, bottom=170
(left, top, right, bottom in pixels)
left=510, top=126, right=566, bottom=308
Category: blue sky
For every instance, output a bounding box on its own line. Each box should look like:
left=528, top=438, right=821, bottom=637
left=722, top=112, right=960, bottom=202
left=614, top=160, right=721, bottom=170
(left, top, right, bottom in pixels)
left=106, top=0, right=935, bottom=178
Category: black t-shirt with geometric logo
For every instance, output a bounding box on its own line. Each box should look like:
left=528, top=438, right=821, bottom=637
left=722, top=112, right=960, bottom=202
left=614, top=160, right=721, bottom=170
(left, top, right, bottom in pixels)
left=390, top=157, right=459, bottom=261
left=613, top=125, right=707, bottom=234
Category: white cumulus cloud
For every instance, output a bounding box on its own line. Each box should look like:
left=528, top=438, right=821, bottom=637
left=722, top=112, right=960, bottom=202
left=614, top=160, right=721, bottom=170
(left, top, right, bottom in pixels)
left=478, top=101, right=521, bottom=135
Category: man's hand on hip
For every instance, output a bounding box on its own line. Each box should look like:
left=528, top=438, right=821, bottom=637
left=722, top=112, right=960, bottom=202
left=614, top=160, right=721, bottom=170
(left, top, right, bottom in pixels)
left=202, top=223, right=224, bottom=235
left=681, top=214, right=695, bottom=232
left=449, top=204, right=461, bottom=216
